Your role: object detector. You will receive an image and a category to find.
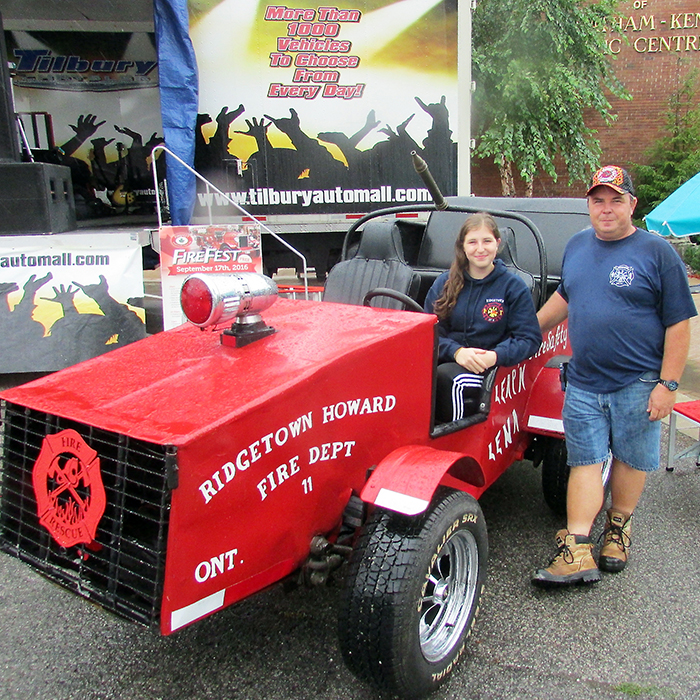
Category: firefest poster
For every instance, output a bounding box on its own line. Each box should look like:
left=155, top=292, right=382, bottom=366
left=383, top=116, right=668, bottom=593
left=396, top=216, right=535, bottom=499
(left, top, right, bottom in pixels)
left=159, top=224, right=263, bottom=330
left=0, top=234, right=146, bottom=373
left=189, top=0, right=457, bottom=217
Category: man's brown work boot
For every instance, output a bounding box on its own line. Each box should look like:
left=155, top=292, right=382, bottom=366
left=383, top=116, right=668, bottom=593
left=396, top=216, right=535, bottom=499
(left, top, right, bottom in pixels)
left=598, top=509, right=631, bottom=573
left=532, top=529, right=601, bottom=586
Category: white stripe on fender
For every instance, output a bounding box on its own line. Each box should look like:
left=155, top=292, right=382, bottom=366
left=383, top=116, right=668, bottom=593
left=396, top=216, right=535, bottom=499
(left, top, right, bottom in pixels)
left=171, top=589, right=225, bottom=631
left=528, top=415, right=565, bottom=434
left=375, top=488, right=429, bottom=516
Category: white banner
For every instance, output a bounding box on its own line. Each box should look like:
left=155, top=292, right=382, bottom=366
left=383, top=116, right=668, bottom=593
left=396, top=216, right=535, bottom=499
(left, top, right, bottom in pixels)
left=0, top=232, right=146, bottom=372
left=189, top=0, right=458, bottom=216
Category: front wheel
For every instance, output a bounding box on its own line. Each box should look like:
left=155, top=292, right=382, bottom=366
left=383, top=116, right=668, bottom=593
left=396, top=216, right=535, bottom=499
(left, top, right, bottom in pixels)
left=338, top=489, right=487, bottom=699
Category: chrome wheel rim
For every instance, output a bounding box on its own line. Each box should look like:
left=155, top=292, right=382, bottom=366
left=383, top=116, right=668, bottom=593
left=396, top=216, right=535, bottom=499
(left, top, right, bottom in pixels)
left=419, top=528, right=479, bottom=663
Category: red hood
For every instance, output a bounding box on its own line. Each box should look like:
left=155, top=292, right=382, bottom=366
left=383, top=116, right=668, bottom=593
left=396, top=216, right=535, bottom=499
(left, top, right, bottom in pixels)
left=1, top=299, right=436, bottom=445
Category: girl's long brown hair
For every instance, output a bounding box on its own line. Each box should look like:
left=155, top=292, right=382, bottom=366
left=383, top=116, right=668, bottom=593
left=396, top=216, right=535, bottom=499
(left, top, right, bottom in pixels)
left=432, top=212, right=501, bottom=321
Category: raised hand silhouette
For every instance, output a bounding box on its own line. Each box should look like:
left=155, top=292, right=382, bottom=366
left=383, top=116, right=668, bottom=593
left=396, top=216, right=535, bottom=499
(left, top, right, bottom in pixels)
left=41, top=284, right=80, bottom=314
left=235, top=117, right=272, bottom=149
left=0, top=274, right=52, bottom=369
left=15, top=272, right=53, bottom=315
left=70, top=114, right=106, bottom=141
left=264, top=107, right=303, bottom=138
left=61, top=114, right=107, bottom=157
left=0, top=281, right=19, bottom=298
left=216, top=105, right=245, bottom=131
left=415, top=94, right=455, bottom=194
left=114, top=125, right=143, bottom=145
left=72, top=274, right=110, bottom=302
left=263, top=108, right=348, bottom=183
left=145, top=133, right=165, bottom=152
left=73, top=275, right=146, bottom=345
left=23, top=272, right=53, bottom=297
left=416, top=95, right=449, bottom=125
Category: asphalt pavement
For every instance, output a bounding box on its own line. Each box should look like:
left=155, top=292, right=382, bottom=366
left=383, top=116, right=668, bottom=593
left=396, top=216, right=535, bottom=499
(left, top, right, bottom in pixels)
left=1, top=424, right=699, bottom=700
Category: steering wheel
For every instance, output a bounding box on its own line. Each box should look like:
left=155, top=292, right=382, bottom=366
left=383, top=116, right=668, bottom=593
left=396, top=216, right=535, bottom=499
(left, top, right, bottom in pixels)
left=362, top=288, right=425, bottom=313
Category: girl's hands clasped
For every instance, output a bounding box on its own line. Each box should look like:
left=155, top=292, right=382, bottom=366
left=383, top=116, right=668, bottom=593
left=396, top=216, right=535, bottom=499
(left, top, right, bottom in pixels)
left=454, top=347, right=498, bottom=374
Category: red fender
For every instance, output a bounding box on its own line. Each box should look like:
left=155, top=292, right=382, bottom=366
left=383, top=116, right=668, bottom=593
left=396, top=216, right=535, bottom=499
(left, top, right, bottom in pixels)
left=524, top=358, right=567, bottom=438
left=360, top=445, right=485, bottom=516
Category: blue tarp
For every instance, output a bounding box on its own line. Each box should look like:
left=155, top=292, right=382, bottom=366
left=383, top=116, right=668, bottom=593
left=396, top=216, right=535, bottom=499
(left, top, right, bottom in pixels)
left=153, top=0, right=198, bottom=225
left=644, top=171, right=700, bottom=238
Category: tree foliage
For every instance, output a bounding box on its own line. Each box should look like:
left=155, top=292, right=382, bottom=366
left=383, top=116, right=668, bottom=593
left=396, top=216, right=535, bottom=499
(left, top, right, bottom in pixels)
left=632, top=69, right=700, bottom=221
left=472, top=0, right=629, bottom=195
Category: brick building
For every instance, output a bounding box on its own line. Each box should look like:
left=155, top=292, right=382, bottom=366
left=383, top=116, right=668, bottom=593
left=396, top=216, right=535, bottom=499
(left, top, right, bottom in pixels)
left=472, top=0, right=700, bottom=197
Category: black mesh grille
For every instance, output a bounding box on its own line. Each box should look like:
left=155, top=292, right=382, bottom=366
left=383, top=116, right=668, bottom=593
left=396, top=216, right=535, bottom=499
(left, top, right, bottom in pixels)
left=0, top=400, right=174, bottom=627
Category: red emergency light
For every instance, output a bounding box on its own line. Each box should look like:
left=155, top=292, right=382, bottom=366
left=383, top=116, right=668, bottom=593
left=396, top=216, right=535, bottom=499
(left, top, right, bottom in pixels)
left=180, top=273, right=279, bottom=346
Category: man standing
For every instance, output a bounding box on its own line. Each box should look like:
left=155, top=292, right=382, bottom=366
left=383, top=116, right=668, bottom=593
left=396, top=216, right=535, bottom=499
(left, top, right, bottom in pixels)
left=532, top=165, right=697, bottom=586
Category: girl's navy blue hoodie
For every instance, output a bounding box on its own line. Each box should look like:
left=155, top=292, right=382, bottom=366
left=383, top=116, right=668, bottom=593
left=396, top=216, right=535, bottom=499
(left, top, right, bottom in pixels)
left=423, top=259, right=542, bottom=366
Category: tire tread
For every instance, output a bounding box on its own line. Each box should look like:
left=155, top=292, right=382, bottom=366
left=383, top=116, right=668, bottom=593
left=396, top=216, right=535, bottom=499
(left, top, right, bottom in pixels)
left=338, top=491, right=487, bottom=698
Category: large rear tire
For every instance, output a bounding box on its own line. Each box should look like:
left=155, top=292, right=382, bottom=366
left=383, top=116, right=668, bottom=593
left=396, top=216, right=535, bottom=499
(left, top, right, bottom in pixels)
left=338, top=489, right=487, bottom=699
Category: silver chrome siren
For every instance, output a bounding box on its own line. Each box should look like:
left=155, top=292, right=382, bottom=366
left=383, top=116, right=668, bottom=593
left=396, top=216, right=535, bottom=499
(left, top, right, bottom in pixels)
left=180, top=273, right=279, bottom=347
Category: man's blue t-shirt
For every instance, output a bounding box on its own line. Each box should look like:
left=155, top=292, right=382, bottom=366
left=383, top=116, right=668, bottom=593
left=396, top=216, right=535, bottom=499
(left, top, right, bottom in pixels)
left=558, top=227, right=697, bottom=393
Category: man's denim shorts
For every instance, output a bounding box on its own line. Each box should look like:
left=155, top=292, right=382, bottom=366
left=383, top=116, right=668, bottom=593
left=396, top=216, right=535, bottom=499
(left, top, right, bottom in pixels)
left=562, top=372, right=661, bottom=472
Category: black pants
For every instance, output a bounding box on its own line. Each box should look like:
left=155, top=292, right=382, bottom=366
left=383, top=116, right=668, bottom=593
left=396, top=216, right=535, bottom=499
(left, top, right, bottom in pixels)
left=435, top=362, right=484, bottom=423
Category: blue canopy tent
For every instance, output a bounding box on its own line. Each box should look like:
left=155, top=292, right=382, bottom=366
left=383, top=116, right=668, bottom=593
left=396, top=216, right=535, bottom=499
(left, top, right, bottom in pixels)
left=645, top=171, right=700, bottom=238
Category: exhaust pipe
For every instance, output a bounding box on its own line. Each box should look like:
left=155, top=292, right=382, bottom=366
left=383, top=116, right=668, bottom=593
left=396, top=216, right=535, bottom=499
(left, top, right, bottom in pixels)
left=411, top=151, right=448, bottom=210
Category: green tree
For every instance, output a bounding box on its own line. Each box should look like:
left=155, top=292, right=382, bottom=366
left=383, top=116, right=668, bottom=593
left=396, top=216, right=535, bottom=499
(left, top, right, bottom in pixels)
left=632, top=69, right=700, bottom=221
left=472, top=0, right=629, bottom=196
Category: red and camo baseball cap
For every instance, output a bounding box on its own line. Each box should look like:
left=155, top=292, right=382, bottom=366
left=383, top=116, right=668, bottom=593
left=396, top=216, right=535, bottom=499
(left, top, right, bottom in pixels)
left=586, top=165, right=635, bottom=197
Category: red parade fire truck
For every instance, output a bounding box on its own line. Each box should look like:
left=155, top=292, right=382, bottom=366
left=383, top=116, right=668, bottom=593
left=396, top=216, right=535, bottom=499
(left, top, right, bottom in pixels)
left=0, top=192, right=592, bottom=698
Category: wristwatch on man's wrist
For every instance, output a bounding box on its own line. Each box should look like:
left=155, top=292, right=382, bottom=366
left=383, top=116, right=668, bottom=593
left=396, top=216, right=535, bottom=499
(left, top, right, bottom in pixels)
left=658, top=378, right=679, bottom=391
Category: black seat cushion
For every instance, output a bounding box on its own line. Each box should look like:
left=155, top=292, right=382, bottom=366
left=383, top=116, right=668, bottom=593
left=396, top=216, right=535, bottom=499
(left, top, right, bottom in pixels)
left=323, top=221, right=420, bottom=309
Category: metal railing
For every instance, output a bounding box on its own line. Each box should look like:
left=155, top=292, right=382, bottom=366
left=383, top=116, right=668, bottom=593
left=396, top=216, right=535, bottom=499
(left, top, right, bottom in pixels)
left=15, top=116, right=33, bottom=162
left=16, top=112, right=55, bottom=158
left=150, top=146, right=311, bottom=299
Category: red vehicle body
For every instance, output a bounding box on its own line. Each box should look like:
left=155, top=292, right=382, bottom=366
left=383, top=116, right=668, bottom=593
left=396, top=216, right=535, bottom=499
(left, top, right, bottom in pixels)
left=0, top=196, right=587, bottom=698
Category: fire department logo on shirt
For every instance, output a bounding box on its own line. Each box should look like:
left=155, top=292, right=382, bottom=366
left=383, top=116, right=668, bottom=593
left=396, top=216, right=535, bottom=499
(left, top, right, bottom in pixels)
left=32, top=429, right=106, bottom=549
left=482, top=300, right=505, bottom=323
left=609, top=265, right=635, bottom=287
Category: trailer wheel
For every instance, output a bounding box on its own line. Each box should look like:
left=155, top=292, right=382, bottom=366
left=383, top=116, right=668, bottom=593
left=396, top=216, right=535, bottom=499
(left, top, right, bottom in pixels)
left=541, top=438, right=612, bottom=515
left=338, top=489, right=487, bottom=699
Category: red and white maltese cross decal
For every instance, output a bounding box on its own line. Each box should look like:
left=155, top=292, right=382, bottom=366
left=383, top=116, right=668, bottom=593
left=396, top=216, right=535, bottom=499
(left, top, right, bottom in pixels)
left=32, top=429, right=107, bottom=549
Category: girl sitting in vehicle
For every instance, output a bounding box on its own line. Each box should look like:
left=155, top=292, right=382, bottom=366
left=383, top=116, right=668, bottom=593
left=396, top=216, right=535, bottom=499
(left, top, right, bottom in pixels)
left=424, top=212, right=542, bottom=423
